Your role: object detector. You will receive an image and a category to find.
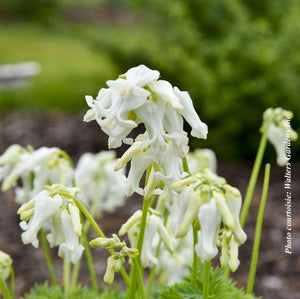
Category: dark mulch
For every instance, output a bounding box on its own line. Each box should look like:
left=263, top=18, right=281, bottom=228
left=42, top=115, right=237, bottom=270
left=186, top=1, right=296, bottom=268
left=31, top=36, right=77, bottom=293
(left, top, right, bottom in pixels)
left=0, top=112, right=299, bottom=298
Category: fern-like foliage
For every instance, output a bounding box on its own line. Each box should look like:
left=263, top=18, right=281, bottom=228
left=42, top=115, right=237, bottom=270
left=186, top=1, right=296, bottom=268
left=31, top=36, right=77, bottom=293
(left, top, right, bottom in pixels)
left=156, top=265, right=260, bottom=299
left=24, top=283, right=125, bottom=299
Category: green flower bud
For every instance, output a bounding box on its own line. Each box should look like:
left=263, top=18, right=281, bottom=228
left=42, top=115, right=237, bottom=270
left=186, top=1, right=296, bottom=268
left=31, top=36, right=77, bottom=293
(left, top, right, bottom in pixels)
left=0, top=250, right=12, bottom=281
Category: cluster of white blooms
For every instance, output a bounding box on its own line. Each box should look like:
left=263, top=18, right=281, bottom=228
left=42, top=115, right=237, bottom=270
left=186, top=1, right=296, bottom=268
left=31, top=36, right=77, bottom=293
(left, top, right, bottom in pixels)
left=18, top=184, right=84, bottom=264
left=171, top=169, right=247, bottom=272
left=0, top=249, right=12, bottom=281
left=262, top=107, right=298, bottom=166
left=74, top=151, right=127, bottom=214
left=187, top=148, right=217, bottom=173
left=0, top=145, right=130, bottom=265
left=84, top=65, right=208, bottom=199
left=0, top=145, right=73, bottom=204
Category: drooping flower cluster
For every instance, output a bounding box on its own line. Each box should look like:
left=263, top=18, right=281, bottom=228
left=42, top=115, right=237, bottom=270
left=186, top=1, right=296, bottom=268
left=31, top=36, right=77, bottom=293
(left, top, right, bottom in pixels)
left=171, top=169, right=247, bottom=272
left=74, top=151, right=127, bottom=214
left=262, top=107, right=298, bottom=166
left=18, top=184, right=84, bottom=264
left=0, top=249, right=12, bottom=281
left=90, top=234, right=138, bottom=285
left=84, top=65, right=208, bottom=199
left=0, top=145, right=73, bottom=204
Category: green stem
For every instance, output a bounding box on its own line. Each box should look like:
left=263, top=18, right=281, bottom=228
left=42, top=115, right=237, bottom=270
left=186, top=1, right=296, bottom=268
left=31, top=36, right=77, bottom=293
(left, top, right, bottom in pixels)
left=70, top=259, right=81, bottom=289
left=126, top=166, right=152, bottom=299
left=240, top=116, right=272, bottom=227
left=182, top=158, right=190, bottom=174
left=9, top=265, right=14, bottom=298
left=192, top=221, right=199, bottom=285
left=137, top=199, right=150, bottom=253
left=72, top=197, right=105, bottom=238
left=149, top=194, right=157, bottom=208
left=0, top=277, right=11, bottom=299
left=71, top=199, right=98, bottom=289
left=83, top=232, right=98, bottom=293
left=247, top=164, right=271, bottom=294
left=203, top=260, right=211, bottom=299
left=127, top=198, right=149, bottom=299
left=146, top=262, right=157, bottom=299
left=133, top=259, right=146, bottom=299
left=72, top=197, right=130, bottom=286
left=39, top=229, right=58, bottom=285
left=146, top=211, right=169, bottom=298
left=63, top=258, right=71, bottom=295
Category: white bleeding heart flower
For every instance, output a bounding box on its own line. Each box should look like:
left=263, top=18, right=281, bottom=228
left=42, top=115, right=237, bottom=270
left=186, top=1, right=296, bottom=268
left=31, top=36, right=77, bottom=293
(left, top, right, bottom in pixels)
left=262, top=107, right=298, bottom=167
left=195, top=199, right=221, bottom=262
left=58, top=210, right=84, bottom=264
left=267, top=123, right=288, bottom=166
left=19, top=190, right=62, bottom=248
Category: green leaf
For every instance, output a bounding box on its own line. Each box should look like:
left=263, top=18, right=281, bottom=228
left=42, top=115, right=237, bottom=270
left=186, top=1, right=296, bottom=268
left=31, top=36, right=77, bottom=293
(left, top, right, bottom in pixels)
left=157, top=265, right=260, bottom=299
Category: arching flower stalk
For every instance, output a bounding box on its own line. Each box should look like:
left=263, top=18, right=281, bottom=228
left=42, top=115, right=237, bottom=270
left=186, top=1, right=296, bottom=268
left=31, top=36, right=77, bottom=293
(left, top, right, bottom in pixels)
left=241, top=107, right=298, bottom=227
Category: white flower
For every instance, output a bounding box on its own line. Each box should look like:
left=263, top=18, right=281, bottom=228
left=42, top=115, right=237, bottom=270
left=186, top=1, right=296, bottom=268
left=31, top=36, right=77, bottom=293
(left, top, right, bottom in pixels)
left=170, top=186, right=202, bottom=238
left=224, top=185, right=247, bottom=244
left=0, top=144, right=26, bottom=187
left=267, top=123, right=288, bottom=166
left=84, top=65, right=160, bottom=148
left=141, top=214, right=174, bottom=267
left=19, top=190, right=62, bottom=248
left=263, top=107, right=298, bottom=166
left=75, top=151, right=127, bottom=213
left=58, top=210, right=84, bottom=264
left=195, top=199, right=221, bottom=261
left=174, top=87, right=208, bottom=139
left=156, top=229, right=193, bottom=285
left=1, top=146, right=73, bottom=204
left=2, top=147, right=58, bottom=191
left=0, top=250, right=12, bottom=281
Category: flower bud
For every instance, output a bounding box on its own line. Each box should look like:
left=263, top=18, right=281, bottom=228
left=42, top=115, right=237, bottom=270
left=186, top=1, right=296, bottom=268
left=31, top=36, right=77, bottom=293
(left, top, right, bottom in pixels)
left=213, top=191, right=235, bottom=229
left=103, top=256, right=116, bottom=285
left=0, top=250, right=12, bottom=281
left=119, top=210, right=142, bottom=236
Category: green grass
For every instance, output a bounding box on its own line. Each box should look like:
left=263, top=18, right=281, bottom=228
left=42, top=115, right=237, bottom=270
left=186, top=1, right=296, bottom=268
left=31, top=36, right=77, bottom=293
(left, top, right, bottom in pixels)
left=0, top=24, right=119, bottom=112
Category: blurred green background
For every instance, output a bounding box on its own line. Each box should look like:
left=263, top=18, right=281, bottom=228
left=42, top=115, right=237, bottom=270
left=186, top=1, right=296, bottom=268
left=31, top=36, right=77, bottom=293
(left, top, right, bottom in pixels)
left=0, top=0, right=299, bottom=160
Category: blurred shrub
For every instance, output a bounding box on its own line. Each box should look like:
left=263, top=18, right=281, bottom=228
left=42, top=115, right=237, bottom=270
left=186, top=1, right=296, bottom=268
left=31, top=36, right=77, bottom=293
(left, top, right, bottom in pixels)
left=0, top=0, right=61, bottom=22
left=94, top=0, right=300, bottom=159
